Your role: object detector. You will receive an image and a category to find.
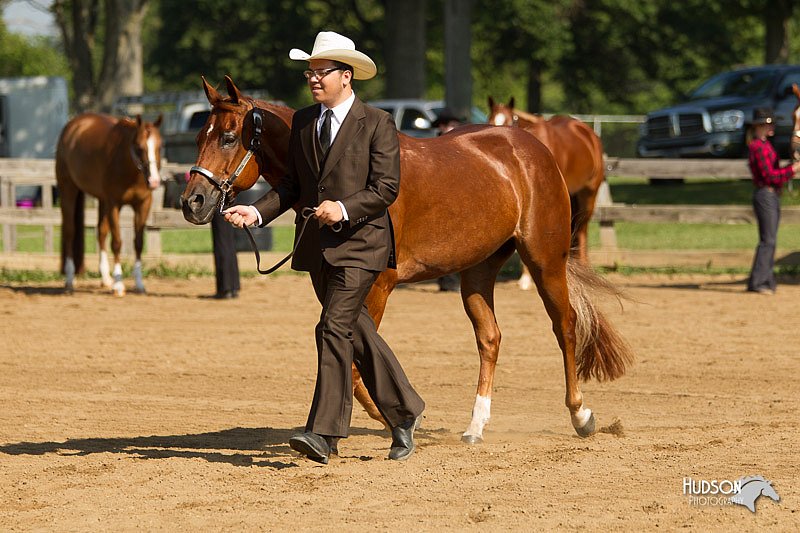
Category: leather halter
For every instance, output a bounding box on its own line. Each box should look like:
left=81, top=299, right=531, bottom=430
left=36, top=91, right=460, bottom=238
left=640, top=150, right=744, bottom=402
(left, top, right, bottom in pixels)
left=190, top=108, right=264, bottom=212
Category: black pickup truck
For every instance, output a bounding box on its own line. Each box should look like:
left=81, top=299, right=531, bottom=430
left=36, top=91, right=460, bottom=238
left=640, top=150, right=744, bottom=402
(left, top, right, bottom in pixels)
left=637, top=65, right=800, bottom=158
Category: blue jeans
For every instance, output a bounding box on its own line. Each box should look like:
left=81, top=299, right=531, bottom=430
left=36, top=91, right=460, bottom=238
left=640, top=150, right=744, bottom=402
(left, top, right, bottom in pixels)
left=748, top=187, right=780, bottom=291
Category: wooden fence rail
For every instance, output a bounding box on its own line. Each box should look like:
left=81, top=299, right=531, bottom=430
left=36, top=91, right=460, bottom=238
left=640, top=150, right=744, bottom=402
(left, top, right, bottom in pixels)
left=1, top=157, right=798, bottom=259
left=0, top=158, right=293, bottom=257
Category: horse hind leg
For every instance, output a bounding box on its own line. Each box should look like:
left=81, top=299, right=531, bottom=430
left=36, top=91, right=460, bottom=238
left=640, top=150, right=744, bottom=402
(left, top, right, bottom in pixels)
left=57, top=177, right=83, bottom=294
left=460, top=241, right=515, bottom=444
left=517, top=233, right=597, bottom=438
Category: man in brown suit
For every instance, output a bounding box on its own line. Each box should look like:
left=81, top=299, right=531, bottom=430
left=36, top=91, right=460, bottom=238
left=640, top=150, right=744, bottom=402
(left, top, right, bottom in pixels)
left=224, top=31, right=424, bottom=464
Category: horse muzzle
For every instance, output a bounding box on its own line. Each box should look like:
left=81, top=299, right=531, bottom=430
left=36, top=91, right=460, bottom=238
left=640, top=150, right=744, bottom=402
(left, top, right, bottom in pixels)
left=181, top=184, right=222, bottom=225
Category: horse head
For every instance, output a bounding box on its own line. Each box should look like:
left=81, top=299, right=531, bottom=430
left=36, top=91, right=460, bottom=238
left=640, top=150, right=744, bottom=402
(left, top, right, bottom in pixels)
left=182, top=75, right=292, bottom=225
left=487, top=96, right=518, bottom=126
left=791, top=83, right=800, bottom=163
left=132, top=114, right=163, bottom=190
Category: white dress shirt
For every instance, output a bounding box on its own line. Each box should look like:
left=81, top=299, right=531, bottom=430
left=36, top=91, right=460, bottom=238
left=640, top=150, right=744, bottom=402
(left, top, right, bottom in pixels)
left=249, top=92, right=357, bottom=226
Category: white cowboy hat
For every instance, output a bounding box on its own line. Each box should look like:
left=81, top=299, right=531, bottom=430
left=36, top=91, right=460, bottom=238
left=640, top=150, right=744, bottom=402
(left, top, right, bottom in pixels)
left=289, top=31, right=377, bottom=80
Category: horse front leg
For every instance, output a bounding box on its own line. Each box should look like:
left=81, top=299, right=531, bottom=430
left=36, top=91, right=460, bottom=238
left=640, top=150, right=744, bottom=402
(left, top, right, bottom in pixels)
left=108, top=205, right=125, bottom=297
left=132, top=196, right=152, bottom=294
left=97, top=201, right=114, bottom=288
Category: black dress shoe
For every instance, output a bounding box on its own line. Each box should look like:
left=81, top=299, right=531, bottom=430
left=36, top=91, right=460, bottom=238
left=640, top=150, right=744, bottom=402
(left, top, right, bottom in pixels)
left=289, top=432, right=331, bottom=464
left=213, top=290, right=238, bottom=299
left=389, top=415, right=422, bottom=461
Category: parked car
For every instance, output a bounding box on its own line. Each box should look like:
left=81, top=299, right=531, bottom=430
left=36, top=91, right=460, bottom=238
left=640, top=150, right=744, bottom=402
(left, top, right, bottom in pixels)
left=369, top=99, right=488, bottom=137
left=637, top=65, right=800, bottom=158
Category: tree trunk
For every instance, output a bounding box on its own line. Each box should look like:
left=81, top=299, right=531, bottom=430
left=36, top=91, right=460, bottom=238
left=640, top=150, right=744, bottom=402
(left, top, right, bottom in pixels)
left=444, top=0, right=473, bottom=121
left=97, top=0, right=149, bottom=113
left=526, top=61, right=542, bottom=113
left=764, top=0, right=793, bottom=64
left=384, top=0, right=426, bottom=99
left=53, top=0, right=99, bottom=112
left=52, top=0, right=148, bottom=113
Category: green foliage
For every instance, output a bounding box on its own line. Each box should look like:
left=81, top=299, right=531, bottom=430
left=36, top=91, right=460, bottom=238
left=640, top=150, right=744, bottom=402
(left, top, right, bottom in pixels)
left=0, top=29, right=69, bottom=78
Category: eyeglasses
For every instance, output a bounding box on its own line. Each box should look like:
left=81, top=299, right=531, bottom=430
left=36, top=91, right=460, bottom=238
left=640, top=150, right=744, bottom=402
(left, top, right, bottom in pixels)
left=303, top=67, right=343, bottom=81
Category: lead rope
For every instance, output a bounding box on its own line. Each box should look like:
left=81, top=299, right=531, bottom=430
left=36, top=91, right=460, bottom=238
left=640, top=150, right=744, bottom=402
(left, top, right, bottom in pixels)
left=242, top=207, right=317, bottom=275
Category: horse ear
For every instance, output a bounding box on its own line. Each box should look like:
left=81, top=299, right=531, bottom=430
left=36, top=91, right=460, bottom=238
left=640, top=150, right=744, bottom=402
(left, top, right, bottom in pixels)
left=136, top=114, right=143, bottom=127
left=202, top=76, right=223, bottom=105
left=225, top=75, right=243, bottom=105
left=487, top=96, right=495, bottom=109
left=793, top=83, right=800, bottom=99
left=508, top=97, right=515, bottom=110
left=154, top=114, right=163, bottom=128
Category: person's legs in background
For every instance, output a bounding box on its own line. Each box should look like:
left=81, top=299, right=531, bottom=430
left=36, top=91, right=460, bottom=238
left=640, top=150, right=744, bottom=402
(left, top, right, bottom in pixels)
left=211, top=211, right=240, bottom=298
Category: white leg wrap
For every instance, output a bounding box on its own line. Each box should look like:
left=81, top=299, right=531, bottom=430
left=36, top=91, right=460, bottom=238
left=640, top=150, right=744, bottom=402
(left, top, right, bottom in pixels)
left=463, top=395, right=491, bottom=439
left=571, top=405, right=592, bottom=429
left=518, top=272, right=533, bottom=291
left=99, top=251, right=112, bottom=287
left=112, top=263, right=125, bottom=296
left=133, top=260, right=144, bottom=291
left=64, top=258, right=75, bottom=290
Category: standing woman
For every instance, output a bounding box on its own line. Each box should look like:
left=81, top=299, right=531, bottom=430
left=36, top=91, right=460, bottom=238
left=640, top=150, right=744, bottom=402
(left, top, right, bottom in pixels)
left=746, top=107, right=800, bottom=294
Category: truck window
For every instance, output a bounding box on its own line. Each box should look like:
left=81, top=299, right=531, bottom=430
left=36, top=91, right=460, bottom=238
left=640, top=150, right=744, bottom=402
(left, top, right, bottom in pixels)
left=188, top=110, right=210, bottom=131
left=400, top=108, right=428, bottom=130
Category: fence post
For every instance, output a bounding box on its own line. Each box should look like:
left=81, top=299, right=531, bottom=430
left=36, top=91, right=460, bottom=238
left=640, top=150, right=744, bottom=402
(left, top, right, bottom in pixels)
left=595, top=180, right=617, bottom=250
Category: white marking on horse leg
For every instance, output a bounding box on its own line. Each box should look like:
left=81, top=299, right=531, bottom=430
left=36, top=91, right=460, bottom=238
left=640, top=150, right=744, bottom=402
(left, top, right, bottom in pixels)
left=99, top=250, right=112, bottom=287
left=147, top=136, right=161, bottom=189
left=112, top=262, right=125, bottom=296
left=64, top=257, right=75, bottom=292
left=462, top=395, right=491, bottom=443
left=492, top=115, right=507, bottom=126
left=133, top=260, right=145, bottom=293
left=518, top=272, right=533, bottom=291
left=571, top=404, right=596, bottom=437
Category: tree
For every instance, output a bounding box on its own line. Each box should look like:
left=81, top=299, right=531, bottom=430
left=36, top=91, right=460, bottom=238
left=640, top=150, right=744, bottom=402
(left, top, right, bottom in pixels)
left=444, top=0, right=472, bottom=120
left=52, top=0, right=150, bottom=112
left=384, top=0, right=426, bottom=98
left=764, top=0, right=793, bottom=63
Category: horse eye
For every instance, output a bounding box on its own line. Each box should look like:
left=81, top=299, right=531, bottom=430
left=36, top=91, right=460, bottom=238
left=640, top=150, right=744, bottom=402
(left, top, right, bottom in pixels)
left=221, top=132, right=237, bottom=147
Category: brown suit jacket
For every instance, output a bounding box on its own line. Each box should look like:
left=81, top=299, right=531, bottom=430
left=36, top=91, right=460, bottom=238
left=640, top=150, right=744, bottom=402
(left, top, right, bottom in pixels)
left=253, top=97, right=400, bottom=272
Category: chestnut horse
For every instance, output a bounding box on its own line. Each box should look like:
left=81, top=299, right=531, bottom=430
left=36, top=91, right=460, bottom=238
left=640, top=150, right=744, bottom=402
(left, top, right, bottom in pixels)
left=182, top=77, right=633, bottom=442
left=56, top=113, right=163, bottom=295
left=487, top=97, right=605, bottom=289
left=791, top=83, right=800, bottom=163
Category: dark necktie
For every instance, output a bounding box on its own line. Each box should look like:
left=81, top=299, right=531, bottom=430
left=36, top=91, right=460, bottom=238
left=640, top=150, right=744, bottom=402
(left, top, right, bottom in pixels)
left=319, top=109, right=332, bottom=153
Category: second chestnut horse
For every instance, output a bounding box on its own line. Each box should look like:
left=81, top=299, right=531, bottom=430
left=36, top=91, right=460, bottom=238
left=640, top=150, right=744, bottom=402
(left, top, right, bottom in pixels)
left=488, top=97, right=605, bottom=289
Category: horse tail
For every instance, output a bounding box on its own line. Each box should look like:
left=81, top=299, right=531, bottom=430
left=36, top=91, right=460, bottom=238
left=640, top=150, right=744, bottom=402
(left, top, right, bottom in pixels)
left=59, top=190, right=85, bottom=274
left=566, top=257, right=634, bottom=381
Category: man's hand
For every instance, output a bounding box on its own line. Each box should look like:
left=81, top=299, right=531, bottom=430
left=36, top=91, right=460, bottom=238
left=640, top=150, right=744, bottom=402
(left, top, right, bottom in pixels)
left=315, top=200, right=344, bottom=226
left=223, top=205, right=258, bottom=228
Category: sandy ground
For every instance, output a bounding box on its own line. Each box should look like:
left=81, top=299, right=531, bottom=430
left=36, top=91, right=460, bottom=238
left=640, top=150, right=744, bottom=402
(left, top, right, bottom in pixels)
left=0, top=272, right=798, bottom=531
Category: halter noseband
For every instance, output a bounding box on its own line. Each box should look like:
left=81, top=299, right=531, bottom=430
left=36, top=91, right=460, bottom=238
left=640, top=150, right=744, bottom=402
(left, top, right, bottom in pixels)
left=190, top=108, right=264, bottom=212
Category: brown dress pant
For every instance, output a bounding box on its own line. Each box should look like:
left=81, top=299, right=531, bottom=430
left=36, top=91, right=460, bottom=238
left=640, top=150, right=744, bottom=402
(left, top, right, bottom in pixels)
left=306, top=261, right=425, bottom=437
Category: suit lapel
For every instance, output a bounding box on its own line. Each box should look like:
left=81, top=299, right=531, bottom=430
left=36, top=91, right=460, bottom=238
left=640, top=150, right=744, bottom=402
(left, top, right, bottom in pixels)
left=300, top=105, right=321, bottom=175
left=319, top=97, right=365, bottom=183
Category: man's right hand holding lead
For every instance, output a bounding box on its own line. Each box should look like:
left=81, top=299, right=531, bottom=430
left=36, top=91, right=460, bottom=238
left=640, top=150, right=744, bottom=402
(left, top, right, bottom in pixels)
left=223, top=205, right=259, bottom=228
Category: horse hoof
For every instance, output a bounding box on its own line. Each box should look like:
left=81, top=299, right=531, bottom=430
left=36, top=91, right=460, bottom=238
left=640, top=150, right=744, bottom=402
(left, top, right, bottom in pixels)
left=112, top=284, right=126, bottom=297
left=574, top=412, right=597, bottom=438
left=133, top=287, right=146, bottom=295
left=461, top=434, right=483, bottom=445
left=64, top=285, right=74, bottom=295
